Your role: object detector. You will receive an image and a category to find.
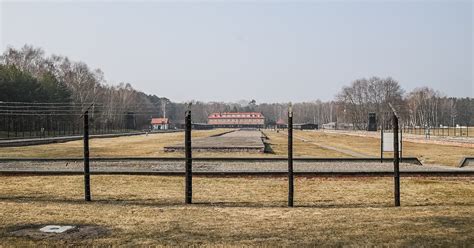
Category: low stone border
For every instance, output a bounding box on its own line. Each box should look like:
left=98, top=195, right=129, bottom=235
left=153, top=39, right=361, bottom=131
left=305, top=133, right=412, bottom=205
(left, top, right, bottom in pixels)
left=458, top=157, right=474, bottom=167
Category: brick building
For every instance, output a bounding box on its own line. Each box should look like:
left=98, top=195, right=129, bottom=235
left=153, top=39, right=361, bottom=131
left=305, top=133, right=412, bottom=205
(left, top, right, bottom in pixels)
left=208, top=112, right=265, bottom=128
left=151, top=118, right=169, bottom=130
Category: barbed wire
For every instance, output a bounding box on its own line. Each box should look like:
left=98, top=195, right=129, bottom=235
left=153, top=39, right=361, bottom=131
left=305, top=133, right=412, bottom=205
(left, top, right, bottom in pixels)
left=0, top=105, right=165, bottom=111
left=0, top=101, right=101, bottom=105
left=0, top=112, right=165, bottom=117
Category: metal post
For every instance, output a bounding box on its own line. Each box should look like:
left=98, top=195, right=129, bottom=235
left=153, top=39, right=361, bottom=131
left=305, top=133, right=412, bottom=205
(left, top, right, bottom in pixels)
left=288, top=104, right=294, bottom=207
left=83, top=111, right=91, bottom=201
left=393, top=114, right=400, bottom=207
left=380, top=126, right=383, bottom=163
left=400, top=126, right=403, bottom=163
left=185, top=106, right=193, bottom=204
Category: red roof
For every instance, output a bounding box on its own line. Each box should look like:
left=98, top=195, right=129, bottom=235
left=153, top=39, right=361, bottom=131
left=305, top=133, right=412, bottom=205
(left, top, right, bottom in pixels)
left=208, top=112, right=265, bottom=119
left=151, top=118, right=169, bottom=124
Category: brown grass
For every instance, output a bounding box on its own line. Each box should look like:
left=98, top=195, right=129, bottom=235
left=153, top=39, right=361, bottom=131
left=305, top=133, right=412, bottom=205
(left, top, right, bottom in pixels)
left=292, top=130, right=474, bottom=166
left=0, top=175, right=472, bottom=246
left=1, top=129, right=472, bottom=166
left=263, top=130, right=348, bottom=157
left=0, top=129, right=347, bottom=159
left=0, top=129, right=236, bottom=158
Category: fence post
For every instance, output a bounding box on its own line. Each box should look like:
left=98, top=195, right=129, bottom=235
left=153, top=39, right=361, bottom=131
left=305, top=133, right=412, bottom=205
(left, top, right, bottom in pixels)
left=380, top=125, right=384, bottom=163
left=185, top=104, right=193, bottom=204
left=83, top=110, right=91, bottom=201
left=288, top=104, right=294, bottom=207
left=393, top=113, right=400, bottom=207
left=400, top=125, right=403, bottom=163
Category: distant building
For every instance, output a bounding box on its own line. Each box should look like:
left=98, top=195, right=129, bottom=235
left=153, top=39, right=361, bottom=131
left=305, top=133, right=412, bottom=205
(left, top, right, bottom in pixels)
left=322, top=122, right=353, bottom=130
left=322, top=122, right=336, bottom=129
left=294, top=123, right=319, bottom=130
left=176, top=123, right=214, bottom=130
left=208, top=112, right=265, bottom=128
left=276, top=119, right=287, bottom=129
left=151, top=118, right=169, bottom=130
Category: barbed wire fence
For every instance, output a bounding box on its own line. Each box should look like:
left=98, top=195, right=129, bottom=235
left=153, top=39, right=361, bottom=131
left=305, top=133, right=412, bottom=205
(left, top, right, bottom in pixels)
left=0, top=101, right=166, bottom=139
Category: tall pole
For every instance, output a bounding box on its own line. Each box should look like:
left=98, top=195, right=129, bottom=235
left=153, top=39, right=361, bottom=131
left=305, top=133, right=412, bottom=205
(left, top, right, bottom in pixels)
left=288, top=103, right=294, bottom=207
left=83, top=111, right=91, bottom=201
left=393, top=113, right=400, bottom=207
left=185, top=104, right=193, bottom=204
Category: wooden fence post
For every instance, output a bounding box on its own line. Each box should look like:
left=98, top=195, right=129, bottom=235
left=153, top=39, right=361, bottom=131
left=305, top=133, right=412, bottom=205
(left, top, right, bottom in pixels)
left=288, top=104, right=294, bottom=207
left=393, top=113, right=400, bottom=207
left=83, top=110, right=91, bottom=201
left=185, top=105, right=193, bottom=204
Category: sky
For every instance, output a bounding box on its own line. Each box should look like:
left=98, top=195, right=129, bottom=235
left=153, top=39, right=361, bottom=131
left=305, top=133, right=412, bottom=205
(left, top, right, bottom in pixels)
left=1, top=0, right=473, bottom=103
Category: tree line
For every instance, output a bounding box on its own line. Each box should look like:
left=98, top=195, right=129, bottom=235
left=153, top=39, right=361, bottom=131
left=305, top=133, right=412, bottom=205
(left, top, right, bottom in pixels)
left=1, top=45, right=472, bottom=133
left=336, top=77, right=473, bottom=128
left=0, top=45, right=168, bottom=132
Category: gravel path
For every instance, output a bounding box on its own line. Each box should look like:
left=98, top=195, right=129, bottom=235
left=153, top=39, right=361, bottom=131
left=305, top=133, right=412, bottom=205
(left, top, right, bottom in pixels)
left=1, top=160, right=472, bottom=173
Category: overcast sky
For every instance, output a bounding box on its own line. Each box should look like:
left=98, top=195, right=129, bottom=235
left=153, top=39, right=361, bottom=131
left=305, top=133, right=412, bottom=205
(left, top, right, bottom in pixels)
left=1, top=0, right=473, bottom=103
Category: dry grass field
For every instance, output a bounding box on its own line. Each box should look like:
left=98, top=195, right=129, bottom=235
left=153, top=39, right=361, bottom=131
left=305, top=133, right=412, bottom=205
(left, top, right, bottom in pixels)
left=0, top=129, right=236, bottom=158
left=0, top=129, right=348, bottom=159
left=0, top=175, right=472, bottom=246
left=0, top=128, right=472, bottom=167
left=286, top=130, right=474, bottom=166
left=263, top=130, right=347, bottom=157
left=1, top=130, right=473, bottom=246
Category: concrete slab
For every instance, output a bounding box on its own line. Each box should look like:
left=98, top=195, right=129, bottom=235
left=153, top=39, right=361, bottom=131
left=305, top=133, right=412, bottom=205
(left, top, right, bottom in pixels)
left=165, top=129, right=265, bottom=153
